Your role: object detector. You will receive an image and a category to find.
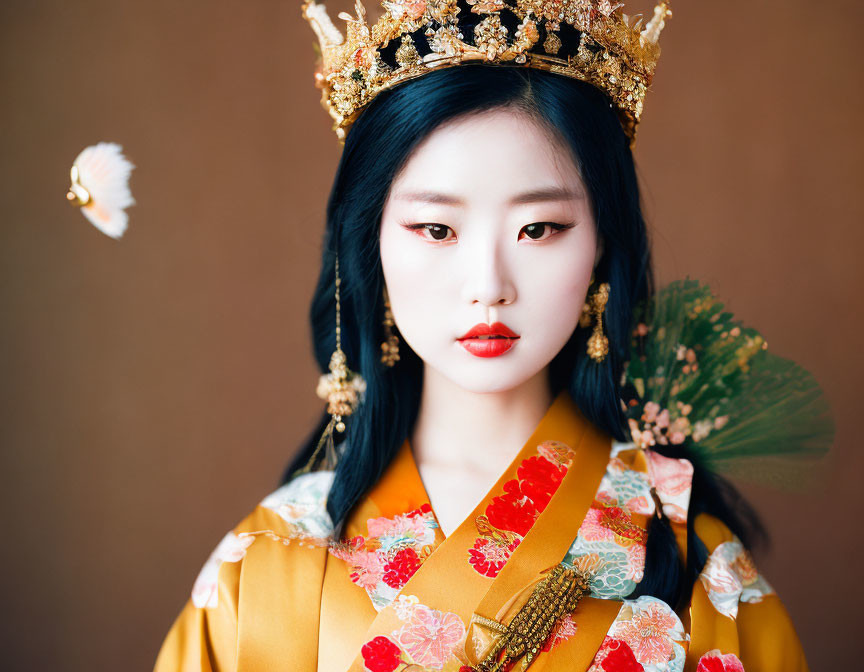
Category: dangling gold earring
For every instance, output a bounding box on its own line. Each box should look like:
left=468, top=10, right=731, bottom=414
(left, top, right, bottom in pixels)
left=585, top=282, right=611, bottom=363
left=380, top=286, right=400, bottom=368
left=301, top=254, right=366, bottom=474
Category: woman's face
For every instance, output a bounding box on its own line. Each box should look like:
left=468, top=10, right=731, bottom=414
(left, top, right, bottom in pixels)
left=379, top=107, right=600, bottom=394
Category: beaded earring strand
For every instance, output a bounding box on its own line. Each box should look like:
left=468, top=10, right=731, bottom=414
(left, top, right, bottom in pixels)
left=299, top=255, right=366, bottom=474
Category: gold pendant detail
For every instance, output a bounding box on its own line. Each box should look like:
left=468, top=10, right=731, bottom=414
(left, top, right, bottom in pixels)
left=471, top=564, right=591, bottom=672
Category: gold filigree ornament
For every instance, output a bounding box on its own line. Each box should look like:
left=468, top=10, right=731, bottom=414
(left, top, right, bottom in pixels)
left=586, top=282, right=610, bottom=362
left=303, top=256, right=367, bottom=474
left=469, top=563, right=592, bottom=672
left=302, top=0, right=672, bottom=145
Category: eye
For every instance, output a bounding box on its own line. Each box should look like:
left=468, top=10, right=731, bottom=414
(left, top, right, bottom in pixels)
left=404, top=223, right=455, bottom=242
left=519, top=222, right=573, bottom=241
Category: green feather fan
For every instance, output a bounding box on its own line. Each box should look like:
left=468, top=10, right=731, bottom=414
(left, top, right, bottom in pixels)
left=622, top=279, right=834, bottom=480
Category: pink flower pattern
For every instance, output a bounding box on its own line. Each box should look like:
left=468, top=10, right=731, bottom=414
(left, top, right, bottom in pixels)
left=616, top=602, right=679, bottom=663
left=608, top=597, right=686, bottom=668
left=329, top=504, right=438, bottom=610
left=645, top=451, right=693, bottom=523
left=392, top=603, right=466, bottom=669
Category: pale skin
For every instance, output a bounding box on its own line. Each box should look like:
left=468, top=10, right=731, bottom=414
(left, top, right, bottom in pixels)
left=379, top=107, right=602, bottom=537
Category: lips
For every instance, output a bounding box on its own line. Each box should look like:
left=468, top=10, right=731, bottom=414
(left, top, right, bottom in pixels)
left=457, top=322, right=520, bottom=358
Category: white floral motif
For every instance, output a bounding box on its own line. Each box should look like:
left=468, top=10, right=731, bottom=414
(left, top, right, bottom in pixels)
left=393, top=594, right=420, bottom=620
left=606, top=596, right=688, bottom=672
left=191, top=531, right=255, bottom=608
left=699, top=539, right=774, bottom=619
left=260, top=470, right=336, bottom=539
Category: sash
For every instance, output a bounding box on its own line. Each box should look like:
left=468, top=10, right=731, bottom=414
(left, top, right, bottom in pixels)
left=320, top=391, right=621, bottom=672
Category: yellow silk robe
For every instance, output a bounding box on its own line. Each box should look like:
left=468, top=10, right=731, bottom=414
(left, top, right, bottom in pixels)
left=155, top=391, right=808, bottom=672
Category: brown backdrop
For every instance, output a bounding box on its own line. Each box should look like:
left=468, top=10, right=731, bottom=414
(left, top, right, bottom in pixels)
left=1, top=1, right=861, bottom=669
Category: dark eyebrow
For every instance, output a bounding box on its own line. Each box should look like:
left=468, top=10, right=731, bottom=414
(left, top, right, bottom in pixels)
left=509, top=186, right=587, bottom=205
left=392, top=186, right=586, bottom=207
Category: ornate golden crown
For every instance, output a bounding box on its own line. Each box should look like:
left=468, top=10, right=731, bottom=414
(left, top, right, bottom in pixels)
left=301, top=0, right=671, bottom=144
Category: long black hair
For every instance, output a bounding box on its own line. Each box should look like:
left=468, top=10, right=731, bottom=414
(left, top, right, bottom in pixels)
left=284, top=64, right=763, bottom=610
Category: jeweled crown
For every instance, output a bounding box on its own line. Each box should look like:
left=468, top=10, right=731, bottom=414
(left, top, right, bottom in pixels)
left=302, top=0, right=671, bottom=144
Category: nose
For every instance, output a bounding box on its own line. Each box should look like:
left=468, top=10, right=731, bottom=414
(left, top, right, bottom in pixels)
left=460, top=240, right=516, bottom=309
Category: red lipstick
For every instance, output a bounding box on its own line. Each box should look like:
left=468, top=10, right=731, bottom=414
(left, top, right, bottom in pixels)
left=457, top=322, right=520, bottom=358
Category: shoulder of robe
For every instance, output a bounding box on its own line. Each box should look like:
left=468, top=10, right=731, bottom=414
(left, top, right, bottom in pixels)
left=692, top=512, right=776, bottom=620
left=188, top=469, right=336, bottom=610
left=691, top=513, right=809, bottom=669
left=155, top=471, right=338, bottom=671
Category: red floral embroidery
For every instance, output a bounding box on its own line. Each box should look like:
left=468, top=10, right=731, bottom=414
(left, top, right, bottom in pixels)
left=591, top=637, right=643, bottom=671
left=468, top=537, right=520, bottom=578
left=601, top=639, right=643, bottom=671
left=406, top=502, right=433, bottom=518
left=517, top=455, right=567, bottom=510
left=361, top=636, right=402, bottom=672
left=696, top=650, right=745, bottom=672
left=486, top=482, right=539, bottom=537
left=382, top=547, right=422, bottom=588
left=330, top=504, right=439, bottom=608
left=485, top=457, right=567, bottom=536
left=469, top=449, right=572, bottom=576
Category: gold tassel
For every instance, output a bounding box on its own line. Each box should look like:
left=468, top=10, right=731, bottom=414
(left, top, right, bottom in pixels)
left=471, top=564, right=591, bottom=672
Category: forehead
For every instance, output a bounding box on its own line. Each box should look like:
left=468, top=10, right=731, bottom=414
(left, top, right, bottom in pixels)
left=388, top=108, right=583, bottom=201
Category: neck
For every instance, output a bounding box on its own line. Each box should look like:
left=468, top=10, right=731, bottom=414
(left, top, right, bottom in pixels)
left=410, top=366, right=555, bottom=474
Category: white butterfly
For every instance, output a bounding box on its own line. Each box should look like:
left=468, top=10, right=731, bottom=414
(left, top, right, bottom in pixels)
left=66, top=142, right=135, bottom=239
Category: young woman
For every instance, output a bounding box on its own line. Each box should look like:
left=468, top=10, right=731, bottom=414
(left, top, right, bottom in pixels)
left=156, top=2, right=828, bottom=670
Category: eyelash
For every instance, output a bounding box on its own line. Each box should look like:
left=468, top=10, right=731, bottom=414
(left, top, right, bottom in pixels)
left=401, top=221, right=575, bottom=243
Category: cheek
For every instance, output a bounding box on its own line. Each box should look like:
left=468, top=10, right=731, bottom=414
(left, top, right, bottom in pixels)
left=514, top=247, right=594, bottom=342
left=379, top=225, right=451, bottom=346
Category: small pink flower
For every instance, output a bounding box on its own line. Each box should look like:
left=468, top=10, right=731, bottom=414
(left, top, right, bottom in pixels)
left=628, top=419, right=656, bottom=449
left=367, top=512, right=427, bottom=541
left=643, top=402, right=660, bottom=423
left=347, top=549, right=387, bottom=590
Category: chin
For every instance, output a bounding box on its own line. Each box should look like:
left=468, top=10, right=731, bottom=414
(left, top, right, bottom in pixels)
left=438, top=362, right=545, bottom=395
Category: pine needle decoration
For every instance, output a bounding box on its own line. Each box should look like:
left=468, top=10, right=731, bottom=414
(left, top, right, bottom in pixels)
left=622, top=279, right=833, bottom=479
